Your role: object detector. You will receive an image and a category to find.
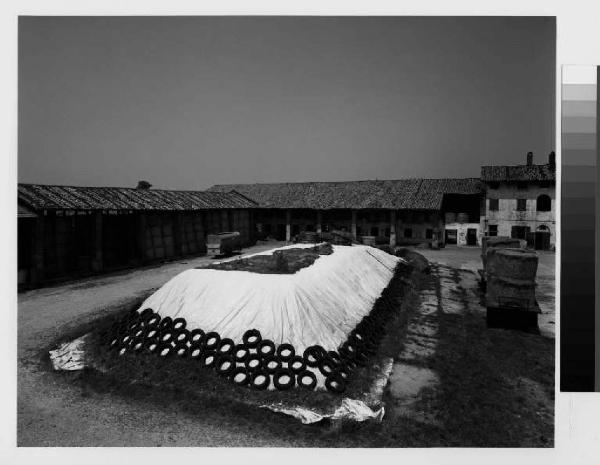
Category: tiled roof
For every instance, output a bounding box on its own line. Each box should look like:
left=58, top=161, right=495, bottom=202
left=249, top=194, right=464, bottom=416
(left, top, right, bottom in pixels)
left=18, top=203, right=38, bottom=218
left=208, top=178, right=483, bottom=210
left=481, top=164, right=556, bottom=182
left=17, top=184, right=257, bottom=211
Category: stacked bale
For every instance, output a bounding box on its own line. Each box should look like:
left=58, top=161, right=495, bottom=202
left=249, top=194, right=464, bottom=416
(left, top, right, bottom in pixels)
left=481, top=236, right=523, bottom=276
left=485, top=248, right=538, bottom=310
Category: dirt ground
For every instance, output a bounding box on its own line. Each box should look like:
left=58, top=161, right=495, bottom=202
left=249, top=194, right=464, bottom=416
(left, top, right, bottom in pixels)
left=17, top=243, right=555, bottom=447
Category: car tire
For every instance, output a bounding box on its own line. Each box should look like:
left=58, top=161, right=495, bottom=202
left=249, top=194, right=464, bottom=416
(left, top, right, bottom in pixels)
left=172, top=318, right=187, bottom=331
left=243, top=329, right=262, bottom=348
left=250, top=371, right=270, bottom=390
left=297, top=370, right=317, bottom=390
left=263, top=355, right=281, bottom=374
left=273, top=368, right=295, bottom=391
left=303, top=345, right=326, bottom=367
left=276, top=343, right=295, bottom=361
left=289, top=356, right=306, bottom=374
left=216, top=355, right=236, bottom=377
left=204, top=332, right=221, bottom=351
left=325, top=373, right=347, bottom=394
left=231, top=366, right=250, bottom=386
left=217, top=338, right=235, bottom=356
left=257, top=339, right=276, bottom=358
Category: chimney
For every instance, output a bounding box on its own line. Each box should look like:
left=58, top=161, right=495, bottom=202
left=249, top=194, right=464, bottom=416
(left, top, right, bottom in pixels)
left=526, top=152, right=533, bottom=166
left=548, top=151, right=556, bottom=170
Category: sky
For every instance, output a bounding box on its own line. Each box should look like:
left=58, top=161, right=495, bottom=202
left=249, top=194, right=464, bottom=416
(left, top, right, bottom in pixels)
left=18, top=16, right=556, bottom=190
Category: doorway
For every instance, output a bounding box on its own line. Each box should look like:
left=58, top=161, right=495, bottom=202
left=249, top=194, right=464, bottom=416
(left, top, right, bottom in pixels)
left=466, top=228, right=477, bottom=246
left=445, top=229, right=457, bottom=245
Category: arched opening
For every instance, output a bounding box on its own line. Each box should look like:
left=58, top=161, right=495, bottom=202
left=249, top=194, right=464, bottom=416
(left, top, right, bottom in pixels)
left=536, top=194, right=551, bottom=212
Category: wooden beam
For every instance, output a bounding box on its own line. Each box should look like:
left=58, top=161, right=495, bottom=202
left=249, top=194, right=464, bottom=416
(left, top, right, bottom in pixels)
left=316, top=210, right=322, bottom=234
left=30, top=214, right=45, bottom=285
left=285, top=209, right=291, bottom=242
left=91, top=211, right=103, bottom=272
left=389, top=210, right=397, bottom=247
left=351, top=210, right=357, bottom=239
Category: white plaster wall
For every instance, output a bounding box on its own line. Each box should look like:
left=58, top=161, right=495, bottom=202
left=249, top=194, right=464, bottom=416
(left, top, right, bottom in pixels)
left=444, top=222, right=481, bottom=246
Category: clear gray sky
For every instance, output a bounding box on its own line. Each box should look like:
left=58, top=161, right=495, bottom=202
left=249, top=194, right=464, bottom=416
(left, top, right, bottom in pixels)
left=18, top=16, right=555, bottom=190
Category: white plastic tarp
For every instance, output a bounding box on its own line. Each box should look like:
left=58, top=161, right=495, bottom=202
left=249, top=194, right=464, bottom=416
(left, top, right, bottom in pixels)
left=137, top=244, right=400, bottom=353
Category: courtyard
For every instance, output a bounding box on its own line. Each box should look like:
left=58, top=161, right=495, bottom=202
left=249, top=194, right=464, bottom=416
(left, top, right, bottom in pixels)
left=17, top=243, right=554, bottom=447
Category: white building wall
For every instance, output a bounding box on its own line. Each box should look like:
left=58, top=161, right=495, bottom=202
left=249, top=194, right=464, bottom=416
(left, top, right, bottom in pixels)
left=484, top=182, right=556, bottom=247
left=444, top=222, right=482, bottom=246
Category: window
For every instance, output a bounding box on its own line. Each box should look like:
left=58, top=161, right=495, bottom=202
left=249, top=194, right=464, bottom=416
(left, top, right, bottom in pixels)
left=404, top=228, right=413, bottom=238
left=384, top=227, right=391, bottom=237
left=489, top=198, right=499, bottom=211
left=488, top=225, right=498, bottom=237
left=536, top=194, right=551, bottom=212
left=511, top=225, right=530, bottom=240
left=516, top=199, right=527, bottom=211
left=356, top=226, right=362, bottom=236
left=425, top=228, right=433, bottom=239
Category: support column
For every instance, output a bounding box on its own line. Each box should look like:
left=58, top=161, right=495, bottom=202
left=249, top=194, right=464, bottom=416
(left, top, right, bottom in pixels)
left=31, top=214, right=45, bottom=285
left=173, top=212, right=184, bottom=257
left=316, top=210, right=322, bottom=234
left=138, top=212, right=147, bottom=264
left=220, top=210, right=229, bottom=232
left=91, top=211, right=103, bottom=272
left=351, top=210, right=357, bottom=239
left=390, top=210, right=397, bottom=247
left=285, top=209, right=291, bottom=242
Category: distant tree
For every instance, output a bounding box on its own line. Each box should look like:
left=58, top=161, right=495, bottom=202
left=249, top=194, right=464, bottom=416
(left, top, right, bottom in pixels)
left=136, top=180, right=152, bottom=190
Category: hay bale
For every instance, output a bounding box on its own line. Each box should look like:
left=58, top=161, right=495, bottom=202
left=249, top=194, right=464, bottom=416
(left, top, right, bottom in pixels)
left=486, top=248, right=538, bottom=281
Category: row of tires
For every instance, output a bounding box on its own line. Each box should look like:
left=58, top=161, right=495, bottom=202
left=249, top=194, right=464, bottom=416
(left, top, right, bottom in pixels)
left=99, top=309, right=348, bottom=393
left=100, top=277, right=402, bottom=395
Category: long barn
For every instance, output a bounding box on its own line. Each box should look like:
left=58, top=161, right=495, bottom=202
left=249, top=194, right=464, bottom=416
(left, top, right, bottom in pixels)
left=17, top=184, right=257, bottom=287
left=209, top=178, right=485, bottom=247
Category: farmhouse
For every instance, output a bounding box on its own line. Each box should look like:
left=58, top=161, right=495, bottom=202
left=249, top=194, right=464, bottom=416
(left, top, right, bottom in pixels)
left=481, top=152, right=556, bottom=250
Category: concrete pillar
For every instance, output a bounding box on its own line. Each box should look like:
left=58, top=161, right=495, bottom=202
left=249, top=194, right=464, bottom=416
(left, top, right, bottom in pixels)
left=390, top=210, right=397, bottom=247
left=316, top=210, right=322, bottom=234
left=30, top=214, right=45, bottom=285
left=285, top=209, right=291, bottom=242
left=351, top=210, right=357, bottom=239
left=91, top=211, right=103, bottom=272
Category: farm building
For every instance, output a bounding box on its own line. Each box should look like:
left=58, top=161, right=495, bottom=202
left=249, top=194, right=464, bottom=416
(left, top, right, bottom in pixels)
left=481, top=152, right=556, bottom=250
left=17, top=184, right=257, bottom=288
left=209, top=178, right=485, bottom=247
left=18, top=152, right=556, bottom=289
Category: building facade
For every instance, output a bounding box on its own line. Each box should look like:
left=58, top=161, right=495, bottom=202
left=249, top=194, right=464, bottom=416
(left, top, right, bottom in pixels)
left=481, top=152, right=556, bottom=250
left=209, top=178, right=485, bottom=247
left=18, top=153, right=555, bottom=289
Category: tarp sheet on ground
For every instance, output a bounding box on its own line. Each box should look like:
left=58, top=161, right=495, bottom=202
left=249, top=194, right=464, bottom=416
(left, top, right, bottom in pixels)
left=137, top=244, right=400, bottom=353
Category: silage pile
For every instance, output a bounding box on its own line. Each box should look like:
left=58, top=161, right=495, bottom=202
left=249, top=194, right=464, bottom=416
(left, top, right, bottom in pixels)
left=97, top=244, right=403, bottom=394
